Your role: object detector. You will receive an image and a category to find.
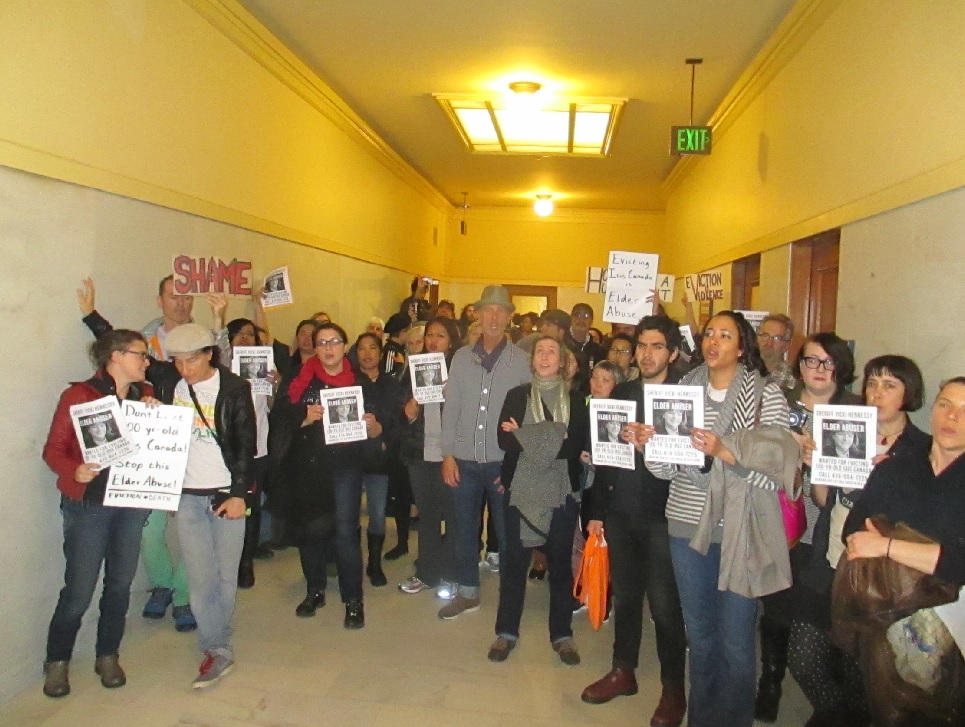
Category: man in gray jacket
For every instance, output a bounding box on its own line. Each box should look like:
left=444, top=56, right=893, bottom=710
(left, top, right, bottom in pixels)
left=438, top=285, right=531, bottom=619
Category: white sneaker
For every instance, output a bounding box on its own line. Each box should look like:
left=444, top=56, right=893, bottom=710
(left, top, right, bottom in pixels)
left=435, top=581, right=457, bottom=600
left=485, top=552, right=500, bottom=572
left=398, top=575, right=430, bottom=594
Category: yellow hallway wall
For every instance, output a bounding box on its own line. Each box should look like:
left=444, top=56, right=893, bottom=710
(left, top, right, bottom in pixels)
left=663, top=0, right=965, bottom=275
left=0, top=0, right=449, bottom=276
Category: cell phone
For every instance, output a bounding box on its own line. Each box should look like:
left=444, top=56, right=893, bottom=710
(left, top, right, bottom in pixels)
left=788, top=404, right=809, bottom=434
left=211, top=491, right=232, bottom=516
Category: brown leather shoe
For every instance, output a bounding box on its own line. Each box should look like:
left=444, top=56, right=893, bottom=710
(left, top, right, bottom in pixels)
left=581, top=667, right=638, bottom=704
left=43, top=661, right=70, bottom=698
left=650, top=684, right=686, bottom=727
left=94, top=654, right=127, bottom=688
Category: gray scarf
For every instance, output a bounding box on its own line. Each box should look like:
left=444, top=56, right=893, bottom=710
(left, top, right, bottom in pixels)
left=529, top=375, right=570, bottom=426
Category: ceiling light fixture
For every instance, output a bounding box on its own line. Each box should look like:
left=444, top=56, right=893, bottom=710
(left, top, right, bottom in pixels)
left=433, top=84, right=626, bottom=156
left=460, top=192, right=469, bottom=235
left=533, top=194, right=554, bottom=217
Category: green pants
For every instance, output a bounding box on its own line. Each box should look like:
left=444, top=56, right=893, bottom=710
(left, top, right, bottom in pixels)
left=141, top=510, right=190, bottom=607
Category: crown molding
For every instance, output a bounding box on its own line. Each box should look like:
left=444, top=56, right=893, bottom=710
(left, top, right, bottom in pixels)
left=183, top=0, right=452, bottom=214
left=663, top=0, right=838, bottom=193
left=462, top=206, right=665, bottom=225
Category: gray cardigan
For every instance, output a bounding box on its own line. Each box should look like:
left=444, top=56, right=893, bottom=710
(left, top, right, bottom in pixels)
left=441, top=342, right=531, bottom=463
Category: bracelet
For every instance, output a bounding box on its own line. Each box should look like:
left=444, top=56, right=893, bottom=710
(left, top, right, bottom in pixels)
left=886, top=538, right=893, bottom=559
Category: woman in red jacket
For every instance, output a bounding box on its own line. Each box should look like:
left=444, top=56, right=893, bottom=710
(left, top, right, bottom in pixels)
left=41, top=329, right=153, bottom=699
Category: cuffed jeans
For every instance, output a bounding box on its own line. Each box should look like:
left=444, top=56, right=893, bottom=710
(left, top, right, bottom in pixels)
left=176, top=493, right=245, bottom=658
left=298, top=468, right=364, bottom=602
left=141, top=509, right=190, bottom=607
left=362, top=473, right=388, bottom=536
left=46, top=498, right=147, bottom=662
left=669, top=536, right=758, bottom=727
left=451, top=460, right=504, bottom=598
left=608, top=517, right=686, bottom=686
left=495, top=495, right=578, bottom=643
left=408, top=461, right=455, bottom=587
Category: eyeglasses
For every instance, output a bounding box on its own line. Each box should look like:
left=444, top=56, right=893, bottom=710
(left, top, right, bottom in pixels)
left=801, top=356, right=836, bottom=371
left=610, top=348, right=633, bottom=356
left=123, top=350, right=151, bottom=362
left=315, top=338, right=344, bottom=348
left=573, top=312, right=593, bottom=320
left=757, top=332, right=788, bottom=344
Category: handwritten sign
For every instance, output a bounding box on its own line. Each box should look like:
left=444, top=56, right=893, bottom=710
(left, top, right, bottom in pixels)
left=684, top=271, right=725, bottom=302
left=656, top=274, right=675, bottom=303
left=172, top=255, right=252, bottom=296
left=585, top=266, right=606, bottom=294
left=603, top=251, right=659, bottom=324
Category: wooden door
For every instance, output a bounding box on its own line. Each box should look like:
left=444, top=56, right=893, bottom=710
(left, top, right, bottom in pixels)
left=788, top=229, right=840, bottom=343
left=731, top=253, right=761, bottom=310
left=504, top=285, right=557, bottom=314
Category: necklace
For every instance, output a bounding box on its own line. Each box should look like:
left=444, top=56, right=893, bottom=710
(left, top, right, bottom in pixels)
left=877, top=420, right=906, bottom=446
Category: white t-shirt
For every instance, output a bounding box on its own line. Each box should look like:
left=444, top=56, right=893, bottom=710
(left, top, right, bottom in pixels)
left=254, top=392, right=269, bottom=459
left=174, top=371, right=231, bottom=491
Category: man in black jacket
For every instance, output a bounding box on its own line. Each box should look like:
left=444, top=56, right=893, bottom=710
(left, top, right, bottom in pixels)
left=581, top=315, right=688, bottom=727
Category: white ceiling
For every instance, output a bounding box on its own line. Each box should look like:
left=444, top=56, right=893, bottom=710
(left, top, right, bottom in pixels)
left=237, top=0, right=798, bottom=211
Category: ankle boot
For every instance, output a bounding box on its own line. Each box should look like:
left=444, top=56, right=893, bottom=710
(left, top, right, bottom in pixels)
left=385, top=513, right=409, bottom=560
left=366, top=531, right=387, bottom=587
left=43, top=660, right=70, bottom=698
left=755, top=614, right=790, bottom=723
left=295, top=589, right=326, bottom=618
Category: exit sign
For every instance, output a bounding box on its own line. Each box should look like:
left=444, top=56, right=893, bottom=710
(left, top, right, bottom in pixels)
left=671, top=126, right=712, bottom=155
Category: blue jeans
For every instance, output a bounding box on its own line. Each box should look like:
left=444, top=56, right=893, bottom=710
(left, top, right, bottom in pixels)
left=176, top=493, right=245, bottom=658
left=362, top=473, right=388, bottom=536
left=46, top=498, right=147, bottom=662
left=451, top=460, right=504, bottom=598
left=669, top=536, right=758, bottom=727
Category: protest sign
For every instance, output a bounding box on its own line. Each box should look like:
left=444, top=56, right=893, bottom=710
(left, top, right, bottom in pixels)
left=231, top=346, right=275, bottom=396
left=684, top=271, right=725, bottom=303
left=104, top=401, right=193, bottom=511
left=321, top=386, right=367, bottom=444
left=262, top=266, right=294, bottom=308
left=679, top=325, right=696, bottom=356
left=656, top=274, right=676, bottom=303
left=736, top=310, right=769, bottom=332
left=811, top=405, right=877, bottom=488
left=644, top=385, right=705, bottom=466
left=589, top=399, right=637, bottom=470
left=585, top=266, right=606, bottom=295
left=70, top=396, right=138, bottom=468
left=408, top=352, right=448, bottom=404
left=172, top=255, right=252, bottom=296
left=603, top=251, right=659, bottom=324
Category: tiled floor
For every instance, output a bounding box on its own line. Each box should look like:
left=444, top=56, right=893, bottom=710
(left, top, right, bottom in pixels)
left=1, top=533, right=813, bottom=726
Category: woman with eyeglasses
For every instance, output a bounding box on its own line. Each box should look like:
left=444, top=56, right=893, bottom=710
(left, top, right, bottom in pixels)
left=786, top=344, right=928, bottom=727
left=606, top=333, right=639, bottom=382
left=268, top=322, right=387, bottom=628
left=41, top=330, right=154, bottom=698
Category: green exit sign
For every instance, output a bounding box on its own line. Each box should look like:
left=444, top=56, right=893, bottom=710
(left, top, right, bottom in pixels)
left=671, top=126, right=712, bottom=155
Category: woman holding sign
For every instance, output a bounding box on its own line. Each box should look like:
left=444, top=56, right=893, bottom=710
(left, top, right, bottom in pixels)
left=41, top=330, right=153, bottom=698
left=632, top=311, right=794, bottom=727
left=269, top=322, right=386, bottom=629
left=487, top=336, right=588, bottom=665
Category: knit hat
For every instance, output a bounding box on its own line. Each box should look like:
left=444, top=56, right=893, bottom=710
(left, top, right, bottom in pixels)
left=384, top=312, right=411, bottom=337
left=474, top=285, right=515, bottom=313
left=165, top=323, right=215, bottom=355
left=540, top=309, right=571, bottom=331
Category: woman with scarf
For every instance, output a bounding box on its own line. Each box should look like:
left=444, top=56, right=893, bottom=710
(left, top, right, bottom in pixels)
left=635, top=311, right=793, bottom=727
left=268, top=322, right=385, bottom=629
left=486, top=336, right=588, bottom=665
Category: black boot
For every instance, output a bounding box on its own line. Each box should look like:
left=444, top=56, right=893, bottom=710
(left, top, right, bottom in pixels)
left=385, top=512, right=409, bottom=560
left=344, top=599, right=365, bottom=629
left=238, top=506, right=258, bottom=588
left=295, top=589, right=326, bottom=618
left=366, top=532, right=387, bottom=587
left=755, top=614, right=790, bottom=723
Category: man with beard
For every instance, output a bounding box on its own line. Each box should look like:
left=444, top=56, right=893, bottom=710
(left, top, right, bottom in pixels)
left=581, top=315, right=688, bottom=727
left=757, top=314, right=796, bottom=393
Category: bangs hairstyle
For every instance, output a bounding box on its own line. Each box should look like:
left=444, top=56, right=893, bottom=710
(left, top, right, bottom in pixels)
left=89, top=329, right=148, bottom=369
left=529, top=335, right=570, bottom=377
left=227, top=318, right=261, bottom=346
left=694, top=311, right=767, bottom=375
left=313, top=321, right=349, bottom=347
left=425, top=316, right=462, bottom=358
left=864, top=355, right=925, bottom=412
left=355, top=332, right=384, bottom=353
left=794, top=332, right=856, bottom=391
left=592, top=360, right=626, bottom=387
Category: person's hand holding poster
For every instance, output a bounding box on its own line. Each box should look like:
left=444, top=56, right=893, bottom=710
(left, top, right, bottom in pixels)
left=644, top=385, right=705, bottom=465
left=408, top=352, right=448, bottom=404
left=589, top=399, right=637, bottom=470
left=320, top=386, right=367, bottom=444
left=104, top=401, right=193, bottom=511
left=262, top=266, right=294, bottom=308
left=811, top=404, right=877, bottom=488
left=231, top=346, right=275, bottom=396
left=69, top=396, right=138, bottom=468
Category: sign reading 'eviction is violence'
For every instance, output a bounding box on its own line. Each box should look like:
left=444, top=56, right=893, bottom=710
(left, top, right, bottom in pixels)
left=172, top=255, right=253, bottom=296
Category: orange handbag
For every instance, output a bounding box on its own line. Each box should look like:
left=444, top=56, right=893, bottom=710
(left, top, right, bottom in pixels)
left=573, top=531, right=610, bottom=630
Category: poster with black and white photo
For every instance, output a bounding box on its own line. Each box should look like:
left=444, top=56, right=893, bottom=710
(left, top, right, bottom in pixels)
left=321, top=386, right=367, bottom=444
left=69, top=396, right=138, bottom=468
left=408, top=352, right=448, bottom=404
left=736, top=310, right=769, bottom=332
left=589, top=399, right=637, bottom=470
left=231, top=346, right=274, bottom=396
left=679, top=325, right=696, bottom=356
left=103, top=401, right=193, bottom=511
left=262, top=266, right=293, bottom=308
left=644, top=385, right=705, bottom=466
left=811, top=405, right=877, bottom=488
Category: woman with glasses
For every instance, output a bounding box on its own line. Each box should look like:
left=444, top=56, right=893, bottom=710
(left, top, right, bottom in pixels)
left=787, top=344, right=928, bottom=726
left=41, top=330, right=153, bottom=698
left=269, top=322, right=386, bottom=628
left=606, top=333, right=639, bottom=382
